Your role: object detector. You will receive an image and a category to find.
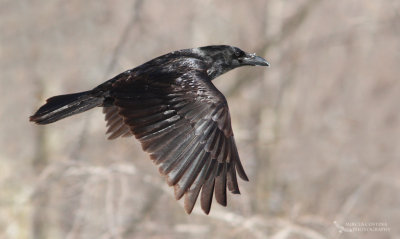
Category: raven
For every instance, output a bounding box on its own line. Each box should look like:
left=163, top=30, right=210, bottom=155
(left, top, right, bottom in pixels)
left=30, top=45, right=269, bottom=214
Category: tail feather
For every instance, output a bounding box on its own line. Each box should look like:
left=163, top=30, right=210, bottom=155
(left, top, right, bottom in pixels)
left=30, top=91, right=103, bottom=124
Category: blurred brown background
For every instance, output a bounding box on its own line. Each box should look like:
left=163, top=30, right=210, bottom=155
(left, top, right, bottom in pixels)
left=1, top=0, right=399, bottom=238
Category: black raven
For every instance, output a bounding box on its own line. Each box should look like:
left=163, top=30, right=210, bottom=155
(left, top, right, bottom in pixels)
left=30, top=45, right=269, bottom=214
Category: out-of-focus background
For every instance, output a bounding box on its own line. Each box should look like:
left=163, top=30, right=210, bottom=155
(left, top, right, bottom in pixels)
left=1, top=0, right=399, bottom=238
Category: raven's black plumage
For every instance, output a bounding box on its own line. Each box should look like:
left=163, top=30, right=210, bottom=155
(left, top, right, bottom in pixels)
left=30, top=45, right=269, bottom=214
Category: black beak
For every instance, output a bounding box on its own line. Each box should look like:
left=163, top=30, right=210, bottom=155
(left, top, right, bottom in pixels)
left=242, top=53, right=270, bottom=66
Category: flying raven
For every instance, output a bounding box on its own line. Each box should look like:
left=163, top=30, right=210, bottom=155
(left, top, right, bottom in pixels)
left=30, top=45, right=269, bottom=214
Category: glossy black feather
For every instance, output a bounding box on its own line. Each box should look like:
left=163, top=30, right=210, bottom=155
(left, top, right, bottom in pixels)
left=30, top=45, right=269, bottom=214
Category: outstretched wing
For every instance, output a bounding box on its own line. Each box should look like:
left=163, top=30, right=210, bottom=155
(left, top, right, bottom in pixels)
left=107, top=70, right=248, bottom=214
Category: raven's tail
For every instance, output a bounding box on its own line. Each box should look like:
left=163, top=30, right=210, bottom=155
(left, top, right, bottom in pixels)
left=30, top=90, right=103, bottom=124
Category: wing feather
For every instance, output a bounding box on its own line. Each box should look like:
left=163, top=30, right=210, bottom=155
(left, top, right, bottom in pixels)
left=103, top=106, right=132, bottom=139
left=184, top=156, right=214, bottom=214
left=200, top=160, right=218, bottom=214
left=105, top=70, right=248, bottom=214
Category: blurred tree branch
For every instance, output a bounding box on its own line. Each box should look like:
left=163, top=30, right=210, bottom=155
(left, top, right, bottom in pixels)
left=69, top=0, right=145, bottom=162
left=31, top=67, right=51, bottom=239
left=227, top=0, right=322, bottom=97
left=240, top=0, right=322, bottom=215
left=105, top=0, right=144, bottom=76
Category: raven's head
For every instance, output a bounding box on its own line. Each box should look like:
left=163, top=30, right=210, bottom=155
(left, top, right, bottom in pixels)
left=191, top=45, right=269, bottom=79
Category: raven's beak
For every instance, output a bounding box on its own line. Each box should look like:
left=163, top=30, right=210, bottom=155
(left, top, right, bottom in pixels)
left=242, top=53, right=270, bottom=66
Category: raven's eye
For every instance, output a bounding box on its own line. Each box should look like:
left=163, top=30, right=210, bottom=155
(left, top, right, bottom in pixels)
left=234, top=51, right=241, bottom=57
left=234, top=49, right=246, bottom=59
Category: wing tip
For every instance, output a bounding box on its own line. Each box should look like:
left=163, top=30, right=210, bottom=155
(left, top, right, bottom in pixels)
left=215, top=196, right=227, bottom=207
left=239, top=172, right=249, bottom=182
left=173, top=184, right=185, bottom=200
left=201, top=202, right=212, bottom=215
left=230, top=189, right=241, bottom=194
left=184, top=197, right=195, bottom=214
